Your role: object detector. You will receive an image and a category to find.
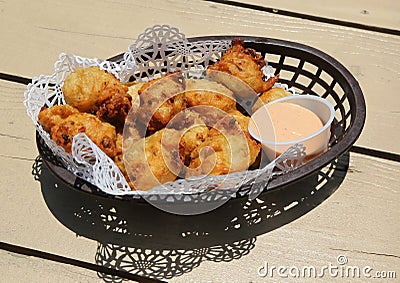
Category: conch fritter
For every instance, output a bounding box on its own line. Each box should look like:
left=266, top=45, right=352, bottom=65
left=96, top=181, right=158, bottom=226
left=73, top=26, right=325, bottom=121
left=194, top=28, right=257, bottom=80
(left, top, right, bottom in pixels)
left=38, top=103, right=80, bottom=132
left=186, top=110, right=260, bottom=177
left=184, top=78, right=237, bottom=125
left=137, top=72, right=186, bottom=132
left=38, top=105, right=117, bottom=158
left=165, top=109, right=210, bottom=165
left=185, top=78, right=236, bottom=111
left=62, top=66, right=132, bottom=129
left=123, top=128, right=182, bottom=191
left=206, top=39, right=278, bottom=96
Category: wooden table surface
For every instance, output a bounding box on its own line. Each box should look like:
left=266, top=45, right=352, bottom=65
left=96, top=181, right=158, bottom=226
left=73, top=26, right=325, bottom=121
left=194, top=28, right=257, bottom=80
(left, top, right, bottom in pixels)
left=0, top=0, right=399, bottom=282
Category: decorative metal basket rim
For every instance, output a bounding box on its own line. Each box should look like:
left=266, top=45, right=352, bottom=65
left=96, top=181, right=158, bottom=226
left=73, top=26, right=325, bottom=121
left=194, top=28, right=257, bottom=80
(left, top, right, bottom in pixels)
left=39, top=35, right=366, bottom=200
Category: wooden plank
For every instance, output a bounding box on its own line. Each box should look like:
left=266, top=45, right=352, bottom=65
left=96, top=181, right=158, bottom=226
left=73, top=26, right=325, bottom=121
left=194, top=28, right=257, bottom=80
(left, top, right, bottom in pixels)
left=230, top=0, right=400, bottom=31
left=1, top=250, right=101, bottom=283
left=0, top=80, right=97, bottom=263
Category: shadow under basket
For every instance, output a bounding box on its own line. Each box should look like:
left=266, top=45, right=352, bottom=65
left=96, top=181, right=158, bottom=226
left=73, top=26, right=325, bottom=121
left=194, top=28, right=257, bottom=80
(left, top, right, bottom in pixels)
left=39, top=36, right=366, bottom=200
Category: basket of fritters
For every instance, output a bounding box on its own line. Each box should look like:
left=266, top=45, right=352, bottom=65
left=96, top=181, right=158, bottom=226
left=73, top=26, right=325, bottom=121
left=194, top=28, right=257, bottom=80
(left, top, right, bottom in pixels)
left=25, top=25, right=365, bottom=202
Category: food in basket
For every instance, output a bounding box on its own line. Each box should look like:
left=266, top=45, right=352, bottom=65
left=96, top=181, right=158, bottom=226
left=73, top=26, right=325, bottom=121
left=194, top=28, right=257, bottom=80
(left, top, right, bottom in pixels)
left=184, top=78, right=237, bottom=124
left=38, top=104, right=118, bottom=158
left=185, top=78, right=236, bottom=110
left=135, top=72, right=186, bottom=133
left=62, top=66, right=132, bottom=130
left=186, top=110, right=260, bottom=177
left=38, top=103, right=80, bottom=132
left=116, top=109, right=210, bottom=189
left=122, top=128, right=184, bottom=191
left=206, top=38, right=279, bottom=97
left=165, top=109, right=210, bottom=164
left=38, top=38, right=295, bottom=191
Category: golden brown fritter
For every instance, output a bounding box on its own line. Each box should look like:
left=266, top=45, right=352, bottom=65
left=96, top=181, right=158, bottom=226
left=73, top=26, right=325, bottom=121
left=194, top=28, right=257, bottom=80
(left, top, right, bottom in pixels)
left=38, top=105, right=117, bottom=158
left=136, top=72, right=186, bottom=132
left=228, top=110, right=261, bottom=165
left=123, top=128, right=182, bottom=191
left=113, top=133, right=137, bottom=190
left=37, top=104, right=80, bottom=132
left=184, top=78, right=237, bottom=125
left=187, top=132, right=250, bottom=177
left=62, top=66, right=132, bottom=129
left=96, top=91, right=132, bottom=130
left=206, top=39, right=277, bottom=96
left=252, top=87, right=292, bottom=112
left=120, top=110, right=210, bottom=189
left=186, top=110, right=260, bottom=177
left=166, top=109, right=210, bottom=165
left=185, top=78, right=236, bottom=111
left=125, top=81, right=144, bottom=107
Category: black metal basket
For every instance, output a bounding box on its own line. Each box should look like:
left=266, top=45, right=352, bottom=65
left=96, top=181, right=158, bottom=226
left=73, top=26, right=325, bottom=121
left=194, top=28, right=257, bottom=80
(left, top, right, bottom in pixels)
left=38, top=36, right=366, bottom=199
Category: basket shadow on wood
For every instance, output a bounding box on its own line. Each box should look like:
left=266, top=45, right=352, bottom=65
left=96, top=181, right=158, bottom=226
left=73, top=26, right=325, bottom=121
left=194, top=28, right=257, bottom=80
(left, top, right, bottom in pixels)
left=32, top=151, right=349, bottom=280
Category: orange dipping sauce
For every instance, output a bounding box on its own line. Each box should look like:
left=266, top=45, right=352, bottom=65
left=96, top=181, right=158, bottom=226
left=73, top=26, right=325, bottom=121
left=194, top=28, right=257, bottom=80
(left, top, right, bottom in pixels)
left=262, top=102, right=323, bottom=142
left=249, top=98, right=333, bottom=162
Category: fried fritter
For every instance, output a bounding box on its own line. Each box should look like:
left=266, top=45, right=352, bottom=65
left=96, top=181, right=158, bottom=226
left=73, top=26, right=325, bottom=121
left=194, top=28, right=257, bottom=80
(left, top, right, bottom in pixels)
left=206, top=39, right=278, bottom=96
left=137, top=72, right=186, bottom=132
left=166, top=109, right=210, bottom=165
left=62, top=66, right=132, bottom=129
left=228, top=110, right=261, bottom=165
left=184, top=78, right=237, bottom=125
left=37, top=104, right=80, bottom=132
left=187, top=133, right=251, bottom=177
left=121, top=109, right=210, bottom=190
left=38, top=105, right=117, bottom=158
left=185, top=78, right=236, bottom=111
left=186, top=110, right=260, bottom=177
left=252, top=87, right=292, bottom=112
left=113, top=133, right=137, bottom=190
left=125, top=81, right=143, bottom=107
left=96, top=90, right=132, bottom=130
left=123, top=128, right=182, bottom=191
